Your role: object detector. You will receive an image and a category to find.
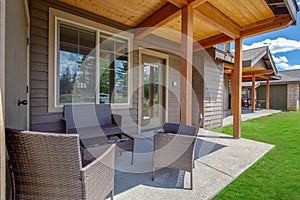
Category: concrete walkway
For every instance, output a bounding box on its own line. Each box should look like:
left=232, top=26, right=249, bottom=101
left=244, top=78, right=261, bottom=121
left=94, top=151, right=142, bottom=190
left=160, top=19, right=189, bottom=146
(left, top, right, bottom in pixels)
left=110, top=129, right=274, bottom=200
left=223, top=109, right=281, bottom=127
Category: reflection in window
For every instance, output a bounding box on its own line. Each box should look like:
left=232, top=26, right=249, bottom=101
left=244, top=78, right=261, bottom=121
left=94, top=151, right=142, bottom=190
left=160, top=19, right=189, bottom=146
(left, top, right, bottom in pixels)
left=56, top=20, right=130, bottom=106
left=58, top=22, right=96, bottom=104
left=100, top=33, right=128, bottom=103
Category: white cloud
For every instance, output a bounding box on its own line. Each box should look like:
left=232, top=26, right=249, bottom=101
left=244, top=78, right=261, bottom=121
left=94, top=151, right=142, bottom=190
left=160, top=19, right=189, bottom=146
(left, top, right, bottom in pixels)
left=273, top=55, right=288, bottom=63
left=243, top=37, right=300, bottom=54
left=272, top=55, right=300, bottom=71
left=297, top=0, right=300, bottom=6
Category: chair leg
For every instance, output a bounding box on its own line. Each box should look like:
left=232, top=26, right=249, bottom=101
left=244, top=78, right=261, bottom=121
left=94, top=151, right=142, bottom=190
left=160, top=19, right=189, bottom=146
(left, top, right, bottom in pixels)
left=131, top=151, right=134, bottom=165
left=152, top=170, right=155, bottom=181
left=190, top=170, right=193, bottom=190
left=152, top=158, right=155, bottom=180
left=111, top=190, right=114, bottom=200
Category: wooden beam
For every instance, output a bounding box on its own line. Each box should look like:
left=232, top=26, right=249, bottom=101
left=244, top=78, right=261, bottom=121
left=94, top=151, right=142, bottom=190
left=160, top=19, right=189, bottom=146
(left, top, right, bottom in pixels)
left=242, top=69, right=274, bottom=77
left=225, top=69, right=274, bottom=77
left=168, top=0, right=207, bottom=8
left=194, top=2, right=241, bottom=38
left=232, top=38, right=242, bottom=138
left=251, top=75, right=256, bottom=112
left=224, top=63, right=234, bottom=70
left=242, top=76, right=268, bottom=81
left=241, top=14, right=293, bottom=38
left=256, top=75, right=268, bottom=80
left=189, top=0, right=207, bottom=8
left=180, top=5, right=193, bottom=125
left=266, top=77, right=270, bottom=109
left=135, top=3, right=180, bottom=39
left=242, top=17, right=275, bottom=30
left=194, top=33, right=233, bottom=51
left=167, top=0, right=188, bottom=8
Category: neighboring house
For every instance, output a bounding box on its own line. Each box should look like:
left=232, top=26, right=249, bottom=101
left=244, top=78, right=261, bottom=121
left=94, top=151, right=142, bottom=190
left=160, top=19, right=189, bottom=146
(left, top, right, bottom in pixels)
left=257, top=69, right=300, bottom=111
left=218, top=46, right=279, bottom=116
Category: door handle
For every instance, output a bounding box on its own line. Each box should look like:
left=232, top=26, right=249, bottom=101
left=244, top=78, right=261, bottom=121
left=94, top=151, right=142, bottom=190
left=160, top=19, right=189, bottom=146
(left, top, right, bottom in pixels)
left=18, top=99, right=28, bottom=106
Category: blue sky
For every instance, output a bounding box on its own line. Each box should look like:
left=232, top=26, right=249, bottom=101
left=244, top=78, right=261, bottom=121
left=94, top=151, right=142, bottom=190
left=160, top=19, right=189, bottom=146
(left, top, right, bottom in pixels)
left=241, top=0, right=300, bottom=71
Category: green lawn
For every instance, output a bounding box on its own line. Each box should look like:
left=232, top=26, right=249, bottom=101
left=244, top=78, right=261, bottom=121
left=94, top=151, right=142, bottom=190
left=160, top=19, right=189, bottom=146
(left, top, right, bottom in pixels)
left=213, top=111, right=300, bottom=200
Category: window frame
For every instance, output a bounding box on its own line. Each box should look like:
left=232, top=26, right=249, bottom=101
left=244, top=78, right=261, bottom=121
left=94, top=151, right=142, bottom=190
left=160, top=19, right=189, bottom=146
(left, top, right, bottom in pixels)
left=48, top=8, right=133, bottom=112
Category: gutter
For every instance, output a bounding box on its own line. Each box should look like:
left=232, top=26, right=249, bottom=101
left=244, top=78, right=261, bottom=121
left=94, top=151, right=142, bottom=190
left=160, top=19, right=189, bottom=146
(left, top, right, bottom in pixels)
left=284, top=0, right=299, bottom=23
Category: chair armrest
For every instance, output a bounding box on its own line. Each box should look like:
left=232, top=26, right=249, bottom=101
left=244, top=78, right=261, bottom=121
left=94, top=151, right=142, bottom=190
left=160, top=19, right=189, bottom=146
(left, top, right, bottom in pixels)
left=80, top=144, right=115, bottom=200
left=111, top=114, right=122, bottom=126
left=154, top=132, right=196, bottom=148
left=61, top=118, right=68, bottom=133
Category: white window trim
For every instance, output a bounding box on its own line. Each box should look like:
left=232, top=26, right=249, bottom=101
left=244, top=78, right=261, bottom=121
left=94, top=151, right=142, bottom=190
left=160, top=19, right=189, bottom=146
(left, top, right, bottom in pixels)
left=48, top=8, right=133, bottom=112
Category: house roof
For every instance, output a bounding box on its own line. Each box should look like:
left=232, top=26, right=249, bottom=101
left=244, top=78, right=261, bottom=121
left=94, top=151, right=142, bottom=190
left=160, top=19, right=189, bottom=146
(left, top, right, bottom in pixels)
left=242, top=46, right=278, bottom=73
left=261, top=69, right=300, bottom=85
left=217, top=45, right=279, bottom=81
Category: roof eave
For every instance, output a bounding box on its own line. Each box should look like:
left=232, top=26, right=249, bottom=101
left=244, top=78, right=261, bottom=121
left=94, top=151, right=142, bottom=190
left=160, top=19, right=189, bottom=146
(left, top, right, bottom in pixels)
left=284, top=0, right=299, bottom=23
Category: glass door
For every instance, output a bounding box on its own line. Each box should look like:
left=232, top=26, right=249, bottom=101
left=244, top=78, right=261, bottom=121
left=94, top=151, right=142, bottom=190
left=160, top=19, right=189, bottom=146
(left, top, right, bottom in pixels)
left=141, top=62, right=165, bottom=131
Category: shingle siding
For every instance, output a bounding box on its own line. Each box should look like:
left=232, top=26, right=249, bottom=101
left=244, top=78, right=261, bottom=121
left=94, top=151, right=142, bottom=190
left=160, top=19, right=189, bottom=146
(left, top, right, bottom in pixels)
left=203, top=58, right=224, bottom=128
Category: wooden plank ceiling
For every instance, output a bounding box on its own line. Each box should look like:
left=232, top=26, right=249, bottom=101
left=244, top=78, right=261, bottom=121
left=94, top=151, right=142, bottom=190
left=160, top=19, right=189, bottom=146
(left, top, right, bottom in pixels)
left=59, top=0, right=294, bottom=48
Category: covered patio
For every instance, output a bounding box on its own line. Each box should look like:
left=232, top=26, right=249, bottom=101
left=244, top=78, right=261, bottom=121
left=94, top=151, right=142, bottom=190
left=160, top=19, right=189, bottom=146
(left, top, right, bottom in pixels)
left=111, top=129, right=273, bottom=199
left=0, top=0, right=298, bottom=199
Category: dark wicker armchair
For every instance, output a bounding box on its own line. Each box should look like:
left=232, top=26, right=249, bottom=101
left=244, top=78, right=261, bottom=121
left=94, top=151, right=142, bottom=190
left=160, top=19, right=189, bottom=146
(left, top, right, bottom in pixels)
left=6, top=129, right=115, bottom=200
left=152, top=123, right=197, bottom=189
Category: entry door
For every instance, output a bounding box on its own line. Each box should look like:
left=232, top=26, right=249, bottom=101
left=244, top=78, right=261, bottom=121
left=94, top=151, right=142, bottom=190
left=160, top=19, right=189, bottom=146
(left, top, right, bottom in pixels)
left=140, top=55, right=166, bottom=132
left=5, top=0, right=28, bottom=129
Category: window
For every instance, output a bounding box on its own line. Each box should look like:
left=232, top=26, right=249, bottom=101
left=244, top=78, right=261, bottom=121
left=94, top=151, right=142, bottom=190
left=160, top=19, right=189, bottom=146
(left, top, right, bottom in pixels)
left=53, top=16, right=131, bottom=109
left=58, top=22, right=96, bottom=104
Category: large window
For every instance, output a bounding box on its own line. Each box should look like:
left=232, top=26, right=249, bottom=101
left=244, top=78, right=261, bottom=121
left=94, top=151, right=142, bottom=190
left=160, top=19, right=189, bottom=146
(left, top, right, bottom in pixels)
left=55, top=19, right=130, bottom=107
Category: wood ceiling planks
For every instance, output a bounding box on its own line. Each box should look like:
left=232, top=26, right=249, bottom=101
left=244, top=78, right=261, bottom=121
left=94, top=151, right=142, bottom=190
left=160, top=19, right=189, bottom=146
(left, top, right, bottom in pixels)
left=59, top=0, right=168, bottom=27
left=58, top=0, right=290, bottom=45
left=151, top=14, right=221, bottom=43
left=206, top=0, right=274, bottom=27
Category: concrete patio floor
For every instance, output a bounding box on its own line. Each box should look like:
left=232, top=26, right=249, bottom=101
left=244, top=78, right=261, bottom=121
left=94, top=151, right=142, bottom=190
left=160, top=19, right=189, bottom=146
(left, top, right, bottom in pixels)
left=111, top=129, right=274, bottom=200
left=223, top=109, right=281, bottom=126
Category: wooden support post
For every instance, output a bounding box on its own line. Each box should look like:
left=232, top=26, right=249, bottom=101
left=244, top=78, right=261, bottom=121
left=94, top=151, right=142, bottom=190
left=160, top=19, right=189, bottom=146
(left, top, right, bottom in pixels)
left=251, top=75, right=256, bottom=112
left=149, top=66, right=154, bottom=117
left=232, top=38, right=242, bottom=138
left=180, top=5, right=193, bottom=125
left=266, top=77, right=270, bottom=109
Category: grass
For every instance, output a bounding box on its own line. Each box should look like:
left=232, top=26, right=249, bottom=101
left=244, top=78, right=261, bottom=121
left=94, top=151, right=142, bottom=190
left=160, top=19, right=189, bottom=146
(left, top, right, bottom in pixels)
left=213, top=111, right=300, bottom=200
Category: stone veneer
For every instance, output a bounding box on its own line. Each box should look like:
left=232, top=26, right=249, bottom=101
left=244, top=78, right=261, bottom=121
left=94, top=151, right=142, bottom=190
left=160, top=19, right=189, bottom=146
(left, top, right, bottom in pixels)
left=287, top=84, right=300, bottom=111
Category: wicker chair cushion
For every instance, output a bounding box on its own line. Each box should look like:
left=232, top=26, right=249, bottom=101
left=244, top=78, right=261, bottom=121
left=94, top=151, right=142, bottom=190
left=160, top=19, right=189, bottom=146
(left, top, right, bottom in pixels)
left=177, top=124, right=197, bottom=136
left=163, top=123, right=196, bottom=136
left=163, top=123, right=180, bottom=134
